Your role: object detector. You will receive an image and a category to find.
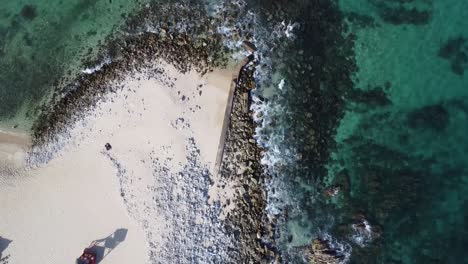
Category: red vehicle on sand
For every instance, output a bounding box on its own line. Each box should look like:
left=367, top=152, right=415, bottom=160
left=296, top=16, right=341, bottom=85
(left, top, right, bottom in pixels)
left=76, top=246, right=97, bottom=264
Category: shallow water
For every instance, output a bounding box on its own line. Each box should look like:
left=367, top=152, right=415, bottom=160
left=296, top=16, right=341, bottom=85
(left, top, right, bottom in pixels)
left=256, top=0, right=468, bottom=263
left=0, top=0, right=149, bottom=129
left=332, top=0, right=468, bottom=262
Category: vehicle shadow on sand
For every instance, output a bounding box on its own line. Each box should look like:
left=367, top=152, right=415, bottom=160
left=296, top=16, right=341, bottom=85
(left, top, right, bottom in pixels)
left=0, top=236, right=12, bottom=263
left=86, top=228, right=128, bottom=263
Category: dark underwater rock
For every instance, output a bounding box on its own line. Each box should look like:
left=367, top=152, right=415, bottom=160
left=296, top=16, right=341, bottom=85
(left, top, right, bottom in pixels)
left=20, top=5, right=37, bottom=20
left=407, top=104, right=449, bottom=131
left=438, top=37, right=468, bottom=75
left=379, top=6, right=431, bottom=25
left=344, top=12, right=378, bottom=28
left=438, top=37, right=466, bottom=59
left=0, top=26, right=6, bottom=56
left=349, top=85, right=392, bottom=107
left=371, top=0, right=432, bottom=26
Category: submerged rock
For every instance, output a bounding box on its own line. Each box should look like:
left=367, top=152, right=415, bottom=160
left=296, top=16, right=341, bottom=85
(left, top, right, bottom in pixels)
left=20, top=5, right=37, bottom=21
left=438, top=37, right=468, bottom=75
left=371, top=0, right=432, bottom=26
left=307, top=238, right=346, bottom=264
left=407, top=104, right=449, bottom=132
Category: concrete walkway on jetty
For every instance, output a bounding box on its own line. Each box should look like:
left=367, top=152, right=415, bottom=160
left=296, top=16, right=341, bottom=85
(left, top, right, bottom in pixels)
left=213, top=54, right=255, bottom=179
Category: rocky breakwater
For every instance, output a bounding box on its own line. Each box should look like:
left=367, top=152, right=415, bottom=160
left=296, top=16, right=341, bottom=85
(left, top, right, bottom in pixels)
left=27, top=1, right=277, bottom=262
left=305, top=239, right=346, bottom=264
left=218, top=53, right=279, bottom=262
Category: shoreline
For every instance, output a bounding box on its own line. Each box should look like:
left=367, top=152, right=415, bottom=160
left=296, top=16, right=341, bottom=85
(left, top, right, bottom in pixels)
left=0, top=129, right=30, bottom=146
left=1, top=2, right=276, bottom=263
left=0, top=129, right=30, bottom=170
left=0, top=60, right=239, bottom=263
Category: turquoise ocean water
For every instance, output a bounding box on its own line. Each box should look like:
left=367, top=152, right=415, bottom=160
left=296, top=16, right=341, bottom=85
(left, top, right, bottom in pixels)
left=333, top=0, right=468, bottom=262
left=0, top=0, right=149, bottom=130
left=1, top=0, right=467, bottom=263
left=244, top=0, right=468, bottom=263
left=258, top=0, right=468, bottom=263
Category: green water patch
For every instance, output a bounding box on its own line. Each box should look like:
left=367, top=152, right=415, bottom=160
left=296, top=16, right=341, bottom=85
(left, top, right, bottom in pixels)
left=0, top=0, right=149, bottom=130
left=323, top=0, right=468, bottom=262
left=329, top=99, right=468, bottom=263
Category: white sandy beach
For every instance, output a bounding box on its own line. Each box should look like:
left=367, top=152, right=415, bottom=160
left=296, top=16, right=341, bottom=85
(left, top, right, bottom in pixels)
left=0, top=61, right=236, bottom=263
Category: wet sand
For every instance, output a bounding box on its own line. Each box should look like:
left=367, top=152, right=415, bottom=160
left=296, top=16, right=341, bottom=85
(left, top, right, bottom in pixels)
left=0, top=129, right=30, bottom=170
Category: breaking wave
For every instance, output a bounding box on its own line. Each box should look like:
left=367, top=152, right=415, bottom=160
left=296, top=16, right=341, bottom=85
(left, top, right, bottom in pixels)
left=82, top=55, right=112, bottom=74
